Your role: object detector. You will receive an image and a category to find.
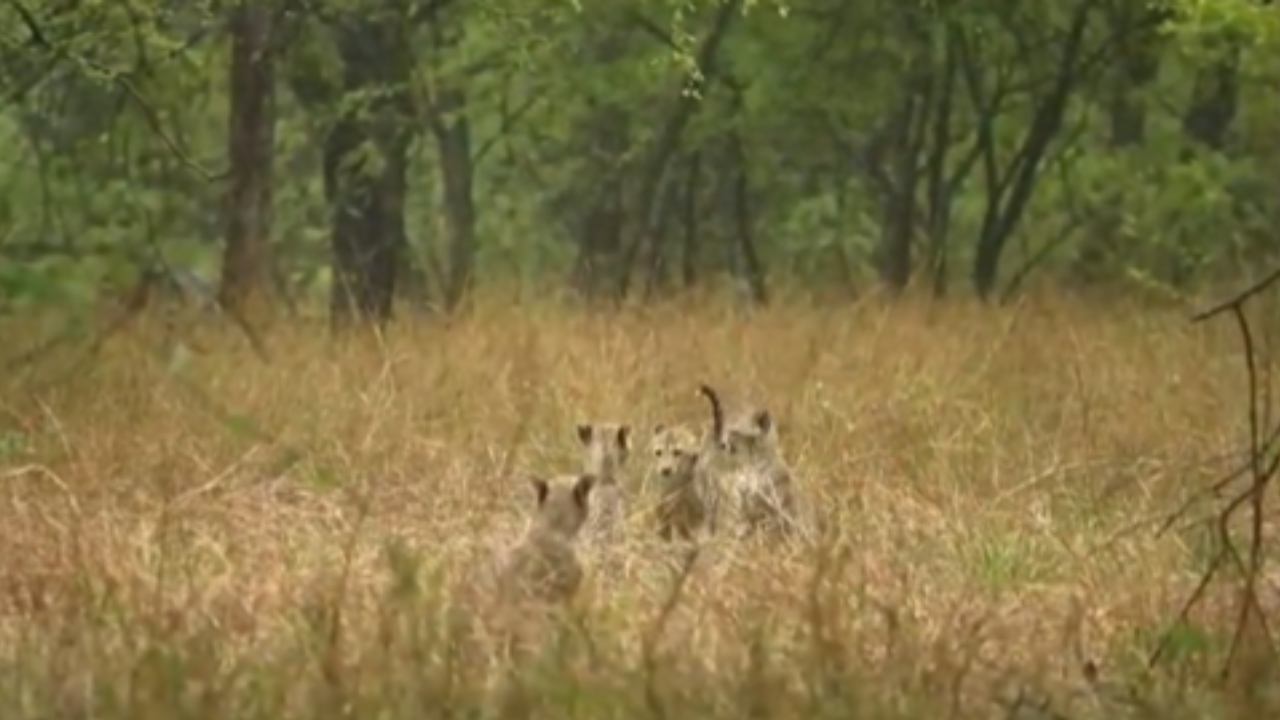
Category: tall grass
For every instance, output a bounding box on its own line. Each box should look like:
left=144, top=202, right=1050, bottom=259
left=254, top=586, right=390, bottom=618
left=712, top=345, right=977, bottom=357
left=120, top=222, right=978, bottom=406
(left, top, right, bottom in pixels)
left=0, top=292, right=1276, bottom=719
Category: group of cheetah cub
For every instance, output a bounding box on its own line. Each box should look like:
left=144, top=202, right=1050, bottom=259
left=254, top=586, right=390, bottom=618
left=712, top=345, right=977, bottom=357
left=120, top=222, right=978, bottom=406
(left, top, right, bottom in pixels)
left=494, top=383, right=813, bottom=607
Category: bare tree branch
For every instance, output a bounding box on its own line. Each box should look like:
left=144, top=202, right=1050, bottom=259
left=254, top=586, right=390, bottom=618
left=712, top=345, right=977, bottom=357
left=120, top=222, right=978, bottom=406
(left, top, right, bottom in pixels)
left=1151, top=268, right=1280, bottom=679
left=1192, top=268, right=1280, bottom=323
left=9, top=0, right=228, bottom=180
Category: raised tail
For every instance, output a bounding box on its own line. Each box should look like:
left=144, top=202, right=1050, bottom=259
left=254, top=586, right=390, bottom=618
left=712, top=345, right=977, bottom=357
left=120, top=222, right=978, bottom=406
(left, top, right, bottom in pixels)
left=697, top=383, right=726, bottom=446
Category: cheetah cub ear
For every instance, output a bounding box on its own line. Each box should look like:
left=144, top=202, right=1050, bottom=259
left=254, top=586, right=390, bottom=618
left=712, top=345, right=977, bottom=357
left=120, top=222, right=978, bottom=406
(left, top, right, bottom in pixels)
left=572, top=473, right=597, bottom=509
left=527, top=473, right=596, bottom=511
left=530, top=476, right=551, bottom=506
left=752, top=409, right=775, bottom=435
left=578, top=422, right=631, bottom=452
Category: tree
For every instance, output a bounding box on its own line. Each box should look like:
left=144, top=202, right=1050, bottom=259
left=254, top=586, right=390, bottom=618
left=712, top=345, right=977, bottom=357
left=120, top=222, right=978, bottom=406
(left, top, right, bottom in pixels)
left=219, top=0, right=278, bottom=322
left=1, top=0, right=1279, bottom=323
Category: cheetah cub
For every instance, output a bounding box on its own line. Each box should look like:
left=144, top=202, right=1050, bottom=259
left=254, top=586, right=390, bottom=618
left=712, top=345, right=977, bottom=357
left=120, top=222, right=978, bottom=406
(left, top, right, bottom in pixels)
left=496, top=473, right=598, bottom=604
left=648, top=424, right=718, bottom=541
left=699, top=383, right=809, bottom=543
left=575, top=422, right=632, bottom=543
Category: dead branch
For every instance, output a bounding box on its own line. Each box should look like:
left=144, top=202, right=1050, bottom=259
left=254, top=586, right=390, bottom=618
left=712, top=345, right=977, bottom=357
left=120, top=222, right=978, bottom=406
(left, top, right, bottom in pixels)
left=1191, top=268, right=1280, bottom=324
left=10, top=0, right=228, bottom=180
left=1151, top=272, right=1280, bottom=677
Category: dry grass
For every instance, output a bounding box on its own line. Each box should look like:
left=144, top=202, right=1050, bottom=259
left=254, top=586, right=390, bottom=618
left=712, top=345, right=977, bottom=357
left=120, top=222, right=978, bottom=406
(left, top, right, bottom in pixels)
left=0, top=292, right=1277, bottom=719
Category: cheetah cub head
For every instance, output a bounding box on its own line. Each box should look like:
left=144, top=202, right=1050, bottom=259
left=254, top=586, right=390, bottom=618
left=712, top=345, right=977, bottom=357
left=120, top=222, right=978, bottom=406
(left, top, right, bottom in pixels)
left=721, top=407, right=782, bottom=468
left=576, top=422, right=632, bottom=478
left=528, top=473, right=597, bottom=540
left=649, top=424, right=701, bottom=484
left=698, top=383, right=781, bottom=468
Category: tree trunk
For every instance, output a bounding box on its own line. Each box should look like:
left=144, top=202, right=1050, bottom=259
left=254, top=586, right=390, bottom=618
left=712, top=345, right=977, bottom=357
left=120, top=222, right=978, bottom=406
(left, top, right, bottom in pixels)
left=967, top=0, right=1094, bottom=300
left=219, top=0, right=277, bottom=322
left=561, top=27, right=632, bottom=302
left=432, top=85, right=476, bottom=312
left=1182, top=57, right=1239, bottom=152
left=618, top=0, right=743, bottom=301
left=1074, top=4, right=1163, bottom=285
left=876, top=92, right=921, bottom=294
left=326, top=18, right=413, bottom=330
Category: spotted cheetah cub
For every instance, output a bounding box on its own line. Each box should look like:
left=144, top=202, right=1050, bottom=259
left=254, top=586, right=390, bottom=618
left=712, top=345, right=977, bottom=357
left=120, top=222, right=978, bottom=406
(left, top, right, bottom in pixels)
left=496, top=473, right=598, bottom=604
left=466, top=473, right=596, bottom=690
left=648, top=424, right=718, bottom=541
left=574, top=422, right=632, bottom=543
left=699, top=384, right=809, bottom=542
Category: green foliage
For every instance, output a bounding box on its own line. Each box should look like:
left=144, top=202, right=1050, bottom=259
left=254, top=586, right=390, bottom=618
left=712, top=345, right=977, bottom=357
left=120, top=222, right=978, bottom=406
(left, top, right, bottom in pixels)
left=1, top=0, right=1278, bottom=317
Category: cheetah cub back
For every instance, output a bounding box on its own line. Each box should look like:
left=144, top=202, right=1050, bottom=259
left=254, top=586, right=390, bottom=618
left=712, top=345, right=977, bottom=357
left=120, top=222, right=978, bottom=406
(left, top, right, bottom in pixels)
left=496, top=473, right=598, bottom=604
left=574, top=422, right=632, bottom=543
left=648, top=424, right=718, bottom=541
left=699, top=384, right=811, bottom=543
left=463, top=472, right=597, bottom=690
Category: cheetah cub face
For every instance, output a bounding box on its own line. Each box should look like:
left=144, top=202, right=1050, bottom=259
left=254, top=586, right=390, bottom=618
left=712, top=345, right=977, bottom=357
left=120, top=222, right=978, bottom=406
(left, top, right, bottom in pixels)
left=576, top=422, right=632, bottom=478
left=648, top=423, right=721, bottom=541
left=649, top=424, right=701, bottom=482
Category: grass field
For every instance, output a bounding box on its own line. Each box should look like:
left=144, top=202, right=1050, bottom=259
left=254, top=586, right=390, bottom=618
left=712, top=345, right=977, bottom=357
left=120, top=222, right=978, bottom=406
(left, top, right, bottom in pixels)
left=0, top=293, right=1277, bottom=719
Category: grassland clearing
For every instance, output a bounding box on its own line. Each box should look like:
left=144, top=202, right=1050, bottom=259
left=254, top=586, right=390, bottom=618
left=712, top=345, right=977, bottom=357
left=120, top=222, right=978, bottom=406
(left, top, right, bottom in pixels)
left=0, top=293, right=1276, bottom=719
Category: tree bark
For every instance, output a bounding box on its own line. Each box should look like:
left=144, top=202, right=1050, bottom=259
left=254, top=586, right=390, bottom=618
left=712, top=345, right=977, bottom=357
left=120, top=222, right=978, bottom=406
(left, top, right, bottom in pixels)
left=431, top=84, right=476, bottom=312
left=219, top=0, right=277, bottom=322
left=326, top=17, right=413, bottom=330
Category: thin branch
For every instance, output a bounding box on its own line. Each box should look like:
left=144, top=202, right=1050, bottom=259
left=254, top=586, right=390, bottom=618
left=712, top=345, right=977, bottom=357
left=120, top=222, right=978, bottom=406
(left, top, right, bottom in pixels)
left=1152, top=268, right=1279, bottom=678
left=472, top=91, right=539, bottom=167
left=9, top=0, right=228, bottom=180
left=1192, top=268, right=1280, bottom=323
